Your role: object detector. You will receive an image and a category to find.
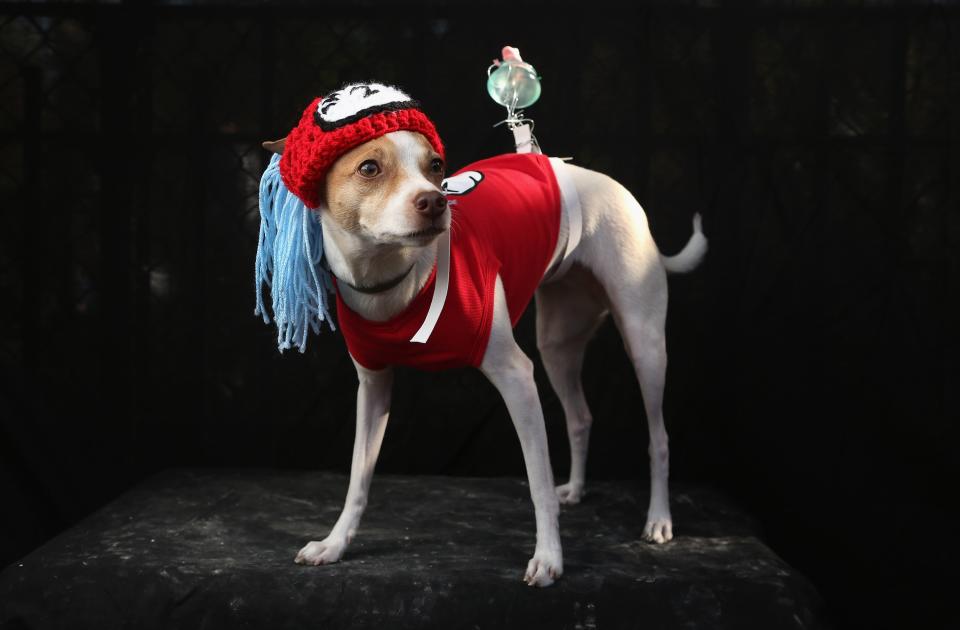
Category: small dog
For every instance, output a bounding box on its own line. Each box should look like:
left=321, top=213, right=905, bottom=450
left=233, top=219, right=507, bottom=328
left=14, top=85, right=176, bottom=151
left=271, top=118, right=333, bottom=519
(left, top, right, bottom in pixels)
left=257, top=83, right=706, bottom=587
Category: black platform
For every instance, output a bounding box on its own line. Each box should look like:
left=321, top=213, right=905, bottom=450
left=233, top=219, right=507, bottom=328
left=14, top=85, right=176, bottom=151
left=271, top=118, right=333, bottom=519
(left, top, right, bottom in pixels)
left=0, top=469, right=826, bottom=629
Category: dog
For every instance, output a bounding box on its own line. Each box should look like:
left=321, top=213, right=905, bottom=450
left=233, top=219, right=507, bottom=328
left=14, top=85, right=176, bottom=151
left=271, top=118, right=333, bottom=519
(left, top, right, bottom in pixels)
left=256, top=83, right=706, bottom=587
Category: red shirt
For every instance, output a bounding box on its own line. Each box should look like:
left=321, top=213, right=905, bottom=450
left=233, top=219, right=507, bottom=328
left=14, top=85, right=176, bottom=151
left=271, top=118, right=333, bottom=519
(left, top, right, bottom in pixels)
left=336, top=153, right=561, bottom=371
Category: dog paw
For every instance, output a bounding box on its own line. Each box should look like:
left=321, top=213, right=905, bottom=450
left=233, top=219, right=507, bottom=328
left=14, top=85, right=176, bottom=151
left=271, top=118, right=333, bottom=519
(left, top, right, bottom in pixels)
left=294, top=537, right=345, bottom=565
left=555, top=482, right=583, bottom=505
left=642, top=515, right=674, bottom=544
left=524, top=548, right=563, bottom=587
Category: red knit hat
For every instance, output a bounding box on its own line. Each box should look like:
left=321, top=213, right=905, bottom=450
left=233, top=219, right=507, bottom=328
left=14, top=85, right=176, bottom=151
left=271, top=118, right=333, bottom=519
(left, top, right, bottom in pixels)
left=279, top=83, right=445, bottom=209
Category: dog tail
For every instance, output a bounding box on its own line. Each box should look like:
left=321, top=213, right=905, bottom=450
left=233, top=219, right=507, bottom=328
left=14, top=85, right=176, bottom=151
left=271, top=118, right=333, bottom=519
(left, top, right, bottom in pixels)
left=660, top=213, right=707, bottom=274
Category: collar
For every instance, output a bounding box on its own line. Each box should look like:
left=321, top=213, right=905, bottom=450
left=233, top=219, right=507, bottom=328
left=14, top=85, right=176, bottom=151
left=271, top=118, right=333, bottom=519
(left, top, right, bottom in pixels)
left=336, top=263, right=416, bottom=295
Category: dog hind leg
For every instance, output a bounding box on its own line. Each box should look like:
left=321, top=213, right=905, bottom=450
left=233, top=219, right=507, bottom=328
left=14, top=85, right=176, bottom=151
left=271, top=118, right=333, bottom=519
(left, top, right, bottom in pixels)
left=610, top=292, right=673, bottom=544
left=535, top=268, right=608, bottom=504
left=563, top=162, right=674, bottom=543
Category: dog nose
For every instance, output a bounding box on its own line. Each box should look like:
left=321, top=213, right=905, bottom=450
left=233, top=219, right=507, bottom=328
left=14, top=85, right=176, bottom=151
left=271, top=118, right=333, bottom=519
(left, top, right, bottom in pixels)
left=414, top=191, right=447, bottom=219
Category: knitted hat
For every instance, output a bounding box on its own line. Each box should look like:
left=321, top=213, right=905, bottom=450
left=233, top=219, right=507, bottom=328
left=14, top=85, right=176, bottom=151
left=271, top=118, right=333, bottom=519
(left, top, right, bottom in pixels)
left=255, top=82, right=443, bottom=353
left=279, top=83, right=445, bottom=208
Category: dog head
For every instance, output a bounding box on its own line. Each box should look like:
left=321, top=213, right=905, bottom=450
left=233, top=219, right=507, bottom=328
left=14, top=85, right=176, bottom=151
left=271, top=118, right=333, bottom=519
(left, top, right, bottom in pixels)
left=266, top=130, right=447, bottom=247
left=263, top=83, right=448, bottom=249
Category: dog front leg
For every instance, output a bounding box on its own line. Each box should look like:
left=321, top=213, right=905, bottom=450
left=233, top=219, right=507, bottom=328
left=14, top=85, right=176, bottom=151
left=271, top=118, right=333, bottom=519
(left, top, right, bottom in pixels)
left=295, top=362, right=393, bottom=565
left=481, top=277, right=563, bottom=587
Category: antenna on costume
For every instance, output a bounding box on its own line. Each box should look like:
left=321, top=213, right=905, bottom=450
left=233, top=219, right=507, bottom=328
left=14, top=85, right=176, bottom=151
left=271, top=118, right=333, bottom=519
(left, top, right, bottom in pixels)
left=487, top=46, right=542, bottom=154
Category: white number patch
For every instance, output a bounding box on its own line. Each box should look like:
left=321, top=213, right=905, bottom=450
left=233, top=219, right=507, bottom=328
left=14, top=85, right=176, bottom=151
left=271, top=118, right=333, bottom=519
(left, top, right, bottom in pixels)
left=315, top=83, right=415, bottom=130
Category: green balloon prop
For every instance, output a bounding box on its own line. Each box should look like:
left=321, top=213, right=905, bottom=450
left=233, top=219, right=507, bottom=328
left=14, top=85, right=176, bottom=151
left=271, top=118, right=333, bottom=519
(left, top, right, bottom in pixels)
left=487, top=59, right=541, bottom=111
left=487, top=47, right=543, bottom=154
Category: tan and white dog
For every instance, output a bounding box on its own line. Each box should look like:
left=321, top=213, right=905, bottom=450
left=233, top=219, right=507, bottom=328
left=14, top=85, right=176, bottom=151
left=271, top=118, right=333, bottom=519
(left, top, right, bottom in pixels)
left=265, top=127, right=706, bottom=587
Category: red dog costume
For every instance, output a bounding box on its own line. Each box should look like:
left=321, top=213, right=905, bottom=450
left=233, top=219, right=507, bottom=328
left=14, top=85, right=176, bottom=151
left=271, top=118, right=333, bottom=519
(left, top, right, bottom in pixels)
left=337, top=153, right=561, bottom=371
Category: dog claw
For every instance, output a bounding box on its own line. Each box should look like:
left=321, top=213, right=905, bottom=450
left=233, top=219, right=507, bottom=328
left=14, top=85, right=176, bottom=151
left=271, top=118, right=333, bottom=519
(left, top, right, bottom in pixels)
left=555, top=482, right=583, bottom=505
left=524, top=549, right=563, bottom=587
left=295, top=538, right=346, bottom=565
left=642, top=516, right=674, bottom=544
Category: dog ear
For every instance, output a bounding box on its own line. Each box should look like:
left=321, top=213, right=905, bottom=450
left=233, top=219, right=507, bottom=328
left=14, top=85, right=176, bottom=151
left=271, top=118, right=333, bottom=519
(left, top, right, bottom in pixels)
left=261, top=137, right=286, bottom=154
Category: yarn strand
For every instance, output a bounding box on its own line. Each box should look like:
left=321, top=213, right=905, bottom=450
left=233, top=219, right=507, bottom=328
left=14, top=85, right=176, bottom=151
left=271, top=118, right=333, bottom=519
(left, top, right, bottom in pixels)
left=254, top=153, right=335, bottom=353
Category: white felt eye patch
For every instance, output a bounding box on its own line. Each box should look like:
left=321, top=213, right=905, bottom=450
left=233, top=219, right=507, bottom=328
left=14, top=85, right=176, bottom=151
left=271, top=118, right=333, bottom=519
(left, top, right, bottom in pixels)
left=441, top=171, right=484, bottom=196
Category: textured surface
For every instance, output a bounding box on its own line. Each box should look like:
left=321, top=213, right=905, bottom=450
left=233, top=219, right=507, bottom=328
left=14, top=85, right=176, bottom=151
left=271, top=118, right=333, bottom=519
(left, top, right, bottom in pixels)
left=0, top=469, right=827, bottom=629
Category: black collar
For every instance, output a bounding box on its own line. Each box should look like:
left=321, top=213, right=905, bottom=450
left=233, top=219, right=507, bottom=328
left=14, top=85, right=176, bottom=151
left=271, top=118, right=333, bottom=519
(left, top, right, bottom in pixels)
left=337, top=263, right=416, bottom=295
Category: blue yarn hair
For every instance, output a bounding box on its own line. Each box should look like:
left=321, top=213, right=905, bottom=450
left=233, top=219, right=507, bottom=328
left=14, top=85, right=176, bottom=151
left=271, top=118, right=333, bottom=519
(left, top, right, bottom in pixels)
left=254, top=153, right=335, bottom=352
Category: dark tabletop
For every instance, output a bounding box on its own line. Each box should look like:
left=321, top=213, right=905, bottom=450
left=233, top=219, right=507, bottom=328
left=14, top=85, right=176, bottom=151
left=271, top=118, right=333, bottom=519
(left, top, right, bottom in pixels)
left=0, top=469, right=827, bottom=629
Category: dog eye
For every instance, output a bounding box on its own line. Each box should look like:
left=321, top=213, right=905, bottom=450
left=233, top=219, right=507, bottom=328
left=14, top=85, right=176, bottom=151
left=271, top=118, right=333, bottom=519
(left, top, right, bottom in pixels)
left=357, top=160, right=380, bottom=178
left=429, top=158, right=444, bottom=174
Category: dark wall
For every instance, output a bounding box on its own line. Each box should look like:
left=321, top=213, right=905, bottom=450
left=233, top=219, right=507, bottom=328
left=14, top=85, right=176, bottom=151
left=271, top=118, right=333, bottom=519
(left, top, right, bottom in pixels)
left=1, top=2, right=956, bottom=628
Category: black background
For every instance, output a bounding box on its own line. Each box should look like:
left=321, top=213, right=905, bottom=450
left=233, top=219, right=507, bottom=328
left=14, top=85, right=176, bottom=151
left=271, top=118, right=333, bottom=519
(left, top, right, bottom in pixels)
left=1, top=1, right=956, bottom=628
